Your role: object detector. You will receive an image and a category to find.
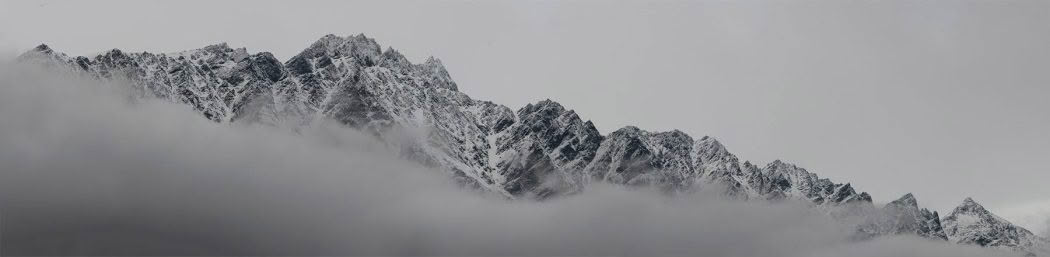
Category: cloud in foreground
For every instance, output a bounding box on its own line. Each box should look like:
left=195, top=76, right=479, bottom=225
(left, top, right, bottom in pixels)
left=0, top=64, right=1019, bottom=256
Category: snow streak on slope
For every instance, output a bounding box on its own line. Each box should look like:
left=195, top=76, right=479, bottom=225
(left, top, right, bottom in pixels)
left=16, top=34, right=1049, bottom=253
left=20, top=36, right=879, bottom=205
left=943, top=198, right=1050, bottom=256
left=0, top=63, right=1023, bottom=256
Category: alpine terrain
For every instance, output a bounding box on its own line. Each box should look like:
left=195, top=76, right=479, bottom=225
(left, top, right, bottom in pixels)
left=16, top=34, right=1049, bottom=256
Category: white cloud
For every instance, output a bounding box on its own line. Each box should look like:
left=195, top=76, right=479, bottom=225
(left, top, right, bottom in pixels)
left=0, top=63, right=1021, bottom=256
left=998, top=200, right=1050, bottom=237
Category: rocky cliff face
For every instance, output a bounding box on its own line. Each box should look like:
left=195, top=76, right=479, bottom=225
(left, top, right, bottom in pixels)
left=19, top=34, right=875, bottom=204
left=943, top=198, right=1050, bottom=256
left=18, top=34, right=1046, bottom=254
left=856, top=193, right=948, bottom=241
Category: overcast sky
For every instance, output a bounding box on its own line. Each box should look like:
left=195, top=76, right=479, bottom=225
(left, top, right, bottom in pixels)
left=1, top=0, right=1047, bottom=230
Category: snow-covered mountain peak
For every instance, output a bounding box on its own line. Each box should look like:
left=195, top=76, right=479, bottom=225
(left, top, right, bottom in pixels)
left=857, top=193, right=948, bottom=241
left=951, top=197, right=995, bottom=218
left=765, top=159, right=804, bottom=175
left=19, top=36, right=1042, bottom=254
left=520, top=99, right=567, bottom=114
left=32, top=43, right=53, bottom=53
left=419, top=56, right=457, bottom=91
left=170, top=42, right=249, bottom=62
left=9, top=37, right=882, bottom=209
left=693, top=135, right=732, bottom=163
left=610, top=125, right=643, bottom=135
left=518, top=99, right=579, bottom=121
left=889, top=193, right=918, bottom=208
left=943, top=198, right=1049, bottom=255
left=18, top=43, right=73, bottom=64
left=289, top=34, right=382, bottom=68
left=197, top=42, right=234, bottom=54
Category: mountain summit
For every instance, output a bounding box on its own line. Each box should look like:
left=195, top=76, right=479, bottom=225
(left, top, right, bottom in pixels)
left=942, top=198, right=1049, bottom=256
left=17, top=34, right=1047, bottom=255
left=16, top=35, right=873, bottom=204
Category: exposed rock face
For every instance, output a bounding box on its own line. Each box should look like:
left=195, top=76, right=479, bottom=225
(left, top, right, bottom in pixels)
left=19, top=35, right=873, bottom=204
left=584, top=127, right=693, bottom=188
left=21, top=35, right=1048, bottom=254
left=942, top=198, right=1050, bottom=256
left=488, top=99, right=603, bottom=197
left=856, top=193, right=948, bottom=241
left=19, top=43, right=284, bottom=122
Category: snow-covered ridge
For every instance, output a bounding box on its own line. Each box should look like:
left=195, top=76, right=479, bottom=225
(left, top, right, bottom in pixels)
left=17, top=34, right=1048, bottom=255
left=943, top=198, right=1050, bottom=256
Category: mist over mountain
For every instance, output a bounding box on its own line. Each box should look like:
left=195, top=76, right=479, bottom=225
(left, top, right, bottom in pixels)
left=4, top=34, right=1047, bottom=256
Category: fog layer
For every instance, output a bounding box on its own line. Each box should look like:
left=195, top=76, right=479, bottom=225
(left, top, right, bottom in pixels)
left=0, top=65, right=1014, bottom=256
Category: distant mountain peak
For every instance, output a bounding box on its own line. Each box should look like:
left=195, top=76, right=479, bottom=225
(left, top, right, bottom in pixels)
left=203, top=42, right=231, bottom=50
left=954, top=197, right=990, bottom=215
left=19, top=34, right=1042, bottom=254
left=694, top=135, right=726, bottom=152
left=33, top=43, right=52, bottom=53
left=889, top=193, right=918, bottom=207
left=858, top=193, right=948, bottom=241
left=698, top=135, right=720, bottom=143
left=943, top=197, right=1049, bottom=255
left=523, top=99, right=566, bottom=112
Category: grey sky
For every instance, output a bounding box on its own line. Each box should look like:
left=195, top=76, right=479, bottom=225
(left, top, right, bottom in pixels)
left=1, top=0, right=1047, bottom=227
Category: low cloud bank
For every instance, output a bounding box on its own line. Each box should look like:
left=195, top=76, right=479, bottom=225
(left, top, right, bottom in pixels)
left=1000, top=200, right=1050, bottom=238
left=0, top=64, right=1017, bottom=256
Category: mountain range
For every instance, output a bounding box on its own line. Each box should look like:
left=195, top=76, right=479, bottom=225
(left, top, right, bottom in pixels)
left=16, top=34, right=1049, bottom=256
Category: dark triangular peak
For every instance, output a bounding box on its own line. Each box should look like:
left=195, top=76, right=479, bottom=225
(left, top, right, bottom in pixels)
left=887, top=193, right=919, bottom=208
left=952, top=197, right=992, bottom=216
left=213, top=51, right=287, bottom=85
left=696, top=135, right=726, bottom=152
left=585, top=125, right=697, bottom=187
left=758, top=159, right=873, bottom=205
left=941, top=197, right=1012, bottom=230
left=498, top=99, right=603, bottom=170
left=763, top=159, right=806, bottom=176
left=32, top=43, right=53, bottom=53
left=830, top=183, right=870, bottom=204
left=18, top=43, right=62, bottom=60
left=240, top=52, right=287, bottom=82
left=16, top=43, right=69, bottom=63
left=519, top=99, right=573, bottom=121
left=871, top=193, right=949, bottom=240
left=285, top=33, right=383, bottom=74
left=516, top=99, right=597, bottom=134
left=692, top=135, right=735, bottom=165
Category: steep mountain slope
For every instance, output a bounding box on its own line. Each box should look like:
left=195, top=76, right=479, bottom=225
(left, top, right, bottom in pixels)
left=18, top=35, right=877, bottom=205
left=943, top=198, right=1050, bottom=256
left=856, top=193, right=948, bottom=241
left=19, top=43, right=286, bottom=122
left=20, top=35, right=1046, bottom=254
